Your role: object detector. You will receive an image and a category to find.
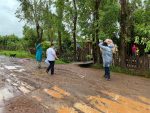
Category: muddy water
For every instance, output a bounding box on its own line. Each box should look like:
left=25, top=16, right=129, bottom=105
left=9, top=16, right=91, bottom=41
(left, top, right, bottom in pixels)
left=0, top=85, right=20, bottom=107
left=0, top=57, right=25, bottom=112
left=0, top=108, right=3, bottom=113
left=0, top=55, right=150, bottom=113
left=0, top=86, right=13, bottom=113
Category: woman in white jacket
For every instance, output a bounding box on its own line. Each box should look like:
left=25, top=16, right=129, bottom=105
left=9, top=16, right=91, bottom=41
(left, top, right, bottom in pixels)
left=99, top=39, right=114, bottom=80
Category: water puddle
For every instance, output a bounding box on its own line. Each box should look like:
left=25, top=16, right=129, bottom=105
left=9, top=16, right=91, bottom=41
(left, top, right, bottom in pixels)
left=0, top=67, right=4, bottom=70
left=0, top=85, right=20, bottom=107
left=4, top=65, right=25, bottom=72
left=0, top=107, right=3, bottom=113
left=4, top=66, right=17, bottom=70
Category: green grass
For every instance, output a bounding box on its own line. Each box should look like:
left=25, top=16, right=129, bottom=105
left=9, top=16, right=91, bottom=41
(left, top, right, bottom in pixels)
left=0, top=50, right=68, bottom=64
left=55, top=59, right=68, bottom=64
left=0, top=50, right=34, bottom=58
left=91, top=63, right=150, bottom=78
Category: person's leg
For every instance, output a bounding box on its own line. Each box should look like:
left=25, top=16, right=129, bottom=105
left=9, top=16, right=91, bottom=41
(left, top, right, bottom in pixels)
left=37, top=61, right=41, bottom=69
left=107, top=67, right=110, bottom=79
left=104, top=67, right=107, bottom=78
left=46, top=61, right=51, bottom=73
left=105, top=67, right=110, bottom=80
left=50, top=61, right=55, bottom=75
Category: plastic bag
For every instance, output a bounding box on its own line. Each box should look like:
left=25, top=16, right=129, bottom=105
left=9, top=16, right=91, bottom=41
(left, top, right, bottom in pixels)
left=45, top=59, right=50, bottom=65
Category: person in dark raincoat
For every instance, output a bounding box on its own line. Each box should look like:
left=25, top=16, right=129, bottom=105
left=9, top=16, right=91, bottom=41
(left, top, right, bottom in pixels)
left=36, top=43, right=42, bottom=68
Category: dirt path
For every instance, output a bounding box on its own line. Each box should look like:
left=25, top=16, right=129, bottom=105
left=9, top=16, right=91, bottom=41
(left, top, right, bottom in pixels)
left=0, top=56, right=150, bottom=113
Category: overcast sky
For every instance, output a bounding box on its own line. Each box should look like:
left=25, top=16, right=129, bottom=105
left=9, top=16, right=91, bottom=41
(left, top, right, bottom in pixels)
left=0, top=0, right=24, bottom=37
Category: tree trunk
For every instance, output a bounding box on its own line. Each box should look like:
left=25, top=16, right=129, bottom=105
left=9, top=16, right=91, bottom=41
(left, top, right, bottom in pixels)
left=73, top=0, right=77, bottom=61
left=36, top=22, right=43, bottom=44
left=92, top=0, right=101, bottom=63
left=40, top=28, right=43, bottom=42
left=92, top=33, right=97, bottom=63
left=57, top=0, right=64, bottom=57
left=36, top=22, right=40, bottom=43
left=58, top=30, right=62, bottom=56
left=120, top=0, right=127, bottom=67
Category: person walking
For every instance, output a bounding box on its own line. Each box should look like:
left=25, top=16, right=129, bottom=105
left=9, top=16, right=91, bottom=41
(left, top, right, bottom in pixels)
left=98, top=39, right=114, bottom=81
left=35, top=43, right=42, bottom=68
left=46, top=43, right=58, bottom=75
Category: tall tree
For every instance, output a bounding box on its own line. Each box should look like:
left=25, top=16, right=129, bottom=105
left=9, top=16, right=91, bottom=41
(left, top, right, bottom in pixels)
left=72, top=0, right=78, bottom=61
left=55, top=0, right=65, bottom=56
left=63, top=0, right=78, bottom=61
left=120, top=0, right=128, bottom=67
left=92, top=0, right=101, bottom=63
left=133, top=0, right=150, bottom=53
left=42, top=2, right=56, bottom=44
left=16, top=0, right=47, bottom=44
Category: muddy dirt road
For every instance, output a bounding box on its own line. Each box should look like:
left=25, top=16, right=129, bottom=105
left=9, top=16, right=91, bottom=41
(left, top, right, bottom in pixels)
left=0, top=56, right=150, bottom=113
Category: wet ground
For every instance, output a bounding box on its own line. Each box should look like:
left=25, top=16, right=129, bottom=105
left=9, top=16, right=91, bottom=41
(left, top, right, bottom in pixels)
left=0, top=55, right=150, bottom=113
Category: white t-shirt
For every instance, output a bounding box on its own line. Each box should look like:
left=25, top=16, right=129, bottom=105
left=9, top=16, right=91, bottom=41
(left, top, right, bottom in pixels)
left=46, top=47, right=56, bottom=61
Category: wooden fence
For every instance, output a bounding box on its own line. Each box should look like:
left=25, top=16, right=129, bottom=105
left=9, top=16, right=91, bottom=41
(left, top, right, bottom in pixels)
left=113, top=54, right=150, bottom=70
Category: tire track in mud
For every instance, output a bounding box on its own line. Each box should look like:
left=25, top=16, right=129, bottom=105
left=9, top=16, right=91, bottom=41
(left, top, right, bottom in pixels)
left=1, top=56, right=150, bottom=113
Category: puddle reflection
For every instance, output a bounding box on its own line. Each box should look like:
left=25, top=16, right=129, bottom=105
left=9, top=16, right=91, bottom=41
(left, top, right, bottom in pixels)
left=0, top=108, right=3, bottom=113
left=0, top=85, right=19, bottom=107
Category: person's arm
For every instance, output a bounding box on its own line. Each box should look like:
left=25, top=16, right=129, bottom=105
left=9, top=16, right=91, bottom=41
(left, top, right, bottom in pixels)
left=36, top=43, right=41, bottom=50
left=52, top=49, right=59, bottom=59
left=46, top=49, right=48, bottom=57
left=98, top=42, right=109, bottom=51
left=108, top=43, right=115, bottom=48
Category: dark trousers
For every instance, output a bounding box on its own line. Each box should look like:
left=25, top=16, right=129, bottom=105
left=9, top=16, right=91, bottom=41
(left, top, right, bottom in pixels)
left=104, top=67, right=110, bottom=79
left=47, top=61, right=55, bottom=74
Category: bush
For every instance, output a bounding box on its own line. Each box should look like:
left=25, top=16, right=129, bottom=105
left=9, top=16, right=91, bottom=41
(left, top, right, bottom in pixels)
left=55, top=59, right=68, bottom=64
left=86, top=55, right=93, bottom=61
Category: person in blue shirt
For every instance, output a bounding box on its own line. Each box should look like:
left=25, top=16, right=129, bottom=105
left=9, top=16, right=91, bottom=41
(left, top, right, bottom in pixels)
left=98, top=39, right=114, bottom=81
left=36, top=43, right=42, bottom=68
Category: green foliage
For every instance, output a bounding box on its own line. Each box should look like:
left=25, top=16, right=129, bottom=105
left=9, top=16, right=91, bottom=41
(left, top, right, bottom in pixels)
left=134, top=24, right=150, bottom=52
left=99, top=2, right=120, bottom=38
left=16, top=0, right=46, bottom=25
left=86, top=55, right=93, bottom=61
left=0, top=35, right=24, bottom=50
left=13, top=0, right=150, bottom=64
left=55, top=59, right=68, bottom=64
left=132, top=0, right=150, bottom=52
left=41, top=41, right=50, bottom=58
left=23, top=25, right=37, bottom=49
left=145, top=41, right=150, bottom=52
left=42, top=41, right=50, bottom=52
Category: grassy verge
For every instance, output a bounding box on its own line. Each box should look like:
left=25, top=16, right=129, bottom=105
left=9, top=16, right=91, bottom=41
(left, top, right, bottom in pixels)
left=0, top=50, right=34, bottom=58
left=92, top=63, right=150, bottom=78
left=55, top=59, right=68, bottom=64
left=0, top=50, right=68, bottom=64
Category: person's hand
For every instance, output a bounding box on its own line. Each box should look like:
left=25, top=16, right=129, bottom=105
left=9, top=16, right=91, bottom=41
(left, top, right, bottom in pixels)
left=99, top=39, right=103, bottom=43
left=105, top=39, right=113, bottom=44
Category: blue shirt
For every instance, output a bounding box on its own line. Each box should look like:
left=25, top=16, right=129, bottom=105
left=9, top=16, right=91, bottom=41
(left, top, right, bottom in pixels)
left=98, top=42, right=113, bottom=67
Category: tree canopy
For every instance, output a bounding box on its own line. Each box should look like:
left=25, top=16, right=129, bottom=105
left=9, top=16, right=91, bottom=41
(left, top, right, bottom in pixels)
left=13, top=0, right=150, bottom=64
